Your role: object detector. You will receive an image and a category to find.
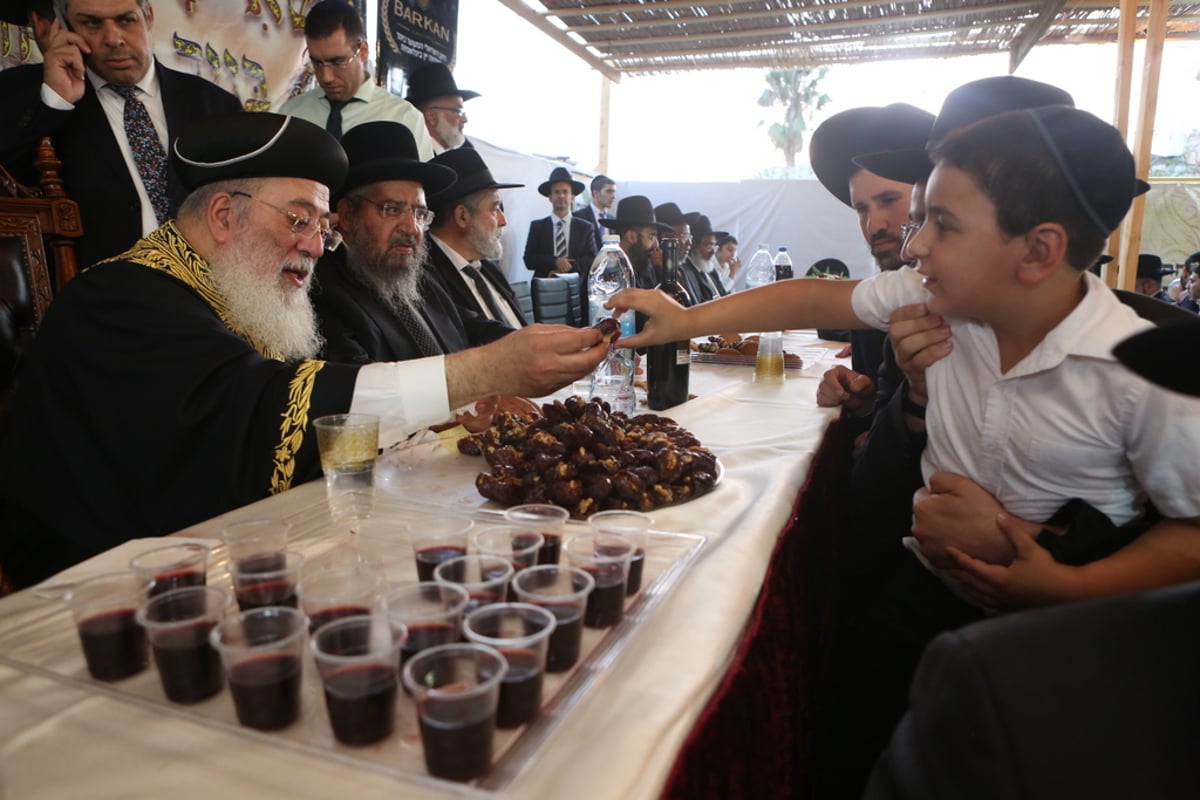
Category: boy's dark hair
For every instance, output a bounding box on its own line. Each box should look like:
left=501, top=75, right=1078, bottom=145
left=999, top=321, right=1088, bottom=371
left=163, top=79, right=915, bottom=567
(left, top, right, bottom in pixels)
left=716, top=234, right=738, bottom=248
left=304, top=0, right=364, bottom=41
left=931, top=110, right=1106, bottom=271
left=590, top=174, right=614, bottom=193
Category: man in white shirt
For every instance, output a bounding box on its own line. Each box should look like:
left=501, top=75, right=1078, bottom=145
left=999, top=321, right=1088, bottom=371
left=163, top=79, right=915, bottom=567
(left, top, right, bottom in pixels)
left=404, top=61, right=478, bottom=155
left=278, top=0, right=434, bottom=159
left=574, top=174, right=616, bottom=249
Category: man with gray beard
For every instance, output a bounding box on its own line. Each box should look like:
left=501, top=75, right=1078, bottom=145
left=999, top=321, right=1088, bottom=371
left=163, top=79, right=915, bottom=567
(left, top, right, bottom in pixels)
left=314, top=122, right=512, bottom=363
left=0, top=114, right=609, bottom=588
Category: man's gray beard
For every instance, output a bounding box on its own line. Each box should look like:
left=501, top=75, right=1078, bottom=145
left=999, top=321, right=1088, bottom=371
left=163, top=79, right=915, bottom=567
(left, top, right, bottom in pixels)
left=433, top=116, right=465, bottom=149
left=464, top=220, right=503, bottom=261
left=345, top=235, right=428, bottom=315
left=210, top=239, right=324, bottom=361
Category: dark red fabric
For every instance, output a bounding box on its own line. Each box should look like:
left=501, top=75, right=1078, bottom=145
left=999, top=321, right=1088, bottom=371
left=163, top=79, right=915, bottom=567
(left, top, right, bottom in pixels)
left=660, top=416, right=853, bottom=799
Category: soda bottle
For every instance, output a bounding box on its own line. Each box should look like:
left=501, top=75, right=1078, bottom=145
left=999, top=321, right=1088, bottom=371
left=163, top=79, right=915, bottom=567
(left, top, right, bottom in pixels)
left=773, top=246, right=794, bottom=281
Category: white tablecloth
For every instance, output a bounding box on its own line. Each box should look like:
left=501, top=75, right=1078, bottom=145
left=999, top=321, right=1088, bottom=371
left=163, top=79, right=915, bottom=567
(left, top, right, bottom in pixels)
left=0, top=335, right=843, bottom=799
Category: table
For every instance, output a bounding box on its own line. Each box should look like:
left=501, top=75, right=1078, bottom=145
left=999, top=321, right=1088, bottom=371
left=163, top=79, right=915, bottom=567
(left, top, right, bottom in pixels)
left=0, top=334, right=845, bottom=799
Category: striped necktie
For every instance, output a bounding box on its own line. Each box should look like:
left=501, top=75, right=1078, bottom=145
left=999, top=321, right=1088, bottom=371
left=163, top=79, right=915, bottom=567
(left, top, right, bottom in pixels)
left=554, top=218, right=567, bottom=257
left=110, top=84, right=169, bottom=224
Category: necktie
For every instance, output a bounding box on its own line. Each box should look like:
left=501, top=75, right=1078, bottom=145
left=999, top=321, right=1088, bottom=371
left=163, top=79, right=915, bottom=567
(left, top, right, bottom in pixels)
left=111, top=84, right=168, bottom=224
left=554, top=218, right=567, bottom=258
left=463, top=263, right=509, bottom=322
left=325, top=99, right=350, bottom=139
left=707, top=269, right=729, bottom=297
left=394, top=300, right=442, bottom=357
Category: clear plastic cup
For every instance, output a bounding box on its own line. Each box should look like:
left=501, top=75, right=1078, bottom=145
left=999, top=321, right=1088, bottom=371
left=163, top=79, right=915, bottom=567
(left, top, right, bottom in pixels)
left=504, top=504, right=570, bottom=565
left=221, top=519, right=292, bottom=570
left=349, top=518, right=413, bottom=582
left=136, top=586, right=230, bottom=703
left=433, top=555, right=514, bottom=614
left=312, top=413, right=380, bottom=521
left=296, top=567, right=384, bottom=634
left=588, top=510, right=652, bottom=595
left=129, top=542, right=209, bottom=596
left=511, top=565, right=595, bottom=673
left=409, top=515, right=474, bottom=583
left=472, top=525, right=544, bottom=574
left=384, top=582, right=470, bottom=668
left=402, top=643, right=508, bottom=782
left=229, top=550, right=304, bottom=612
left=209, top=606, right=307, bottom=731
left=311, top=614, right=405, bottom=746
left=462, top=603, right=556, bottom=729
left=563, top=532, right=634, bottom=628
left=66, top=570, right=152, bottom=681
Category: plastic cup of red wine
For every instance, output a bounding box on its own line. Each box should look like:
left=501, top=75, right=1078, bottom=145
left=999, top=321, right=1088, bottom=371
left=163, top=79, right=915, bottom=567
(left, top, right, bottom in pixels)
left=433, top=555, right=514, bottom=615
left=511, top=565, right=595, bottom=673
left=209, top=606, right=307, bottom=731
left=401, top=643, right=508, bottom=783
left=503, top=504, right=570, bottom=566
left=129, top=542, right=209, bottom=597
left=229, top=550, right=304, bottom=612
left=311, top=614, right=405, bottom=747
left=588, top=510, right=652, bottom=596
left=563, top=532, right=633, bottom=629
left=472, top=525, right=544, bottom=576
left=221, top=519, right=292, bottom=570
left=136, top=585, right=230, bottom=704
left=409, top=515, right=474, bottom=583
left=66, top=570, right=153, bottom=682
left=296, top=567, right=384, bottom=634
left=383, top=582, right=470, bottom=669
left=462, top=603, right=556, bottom=729
left=349, top=518, right=413, bottom=582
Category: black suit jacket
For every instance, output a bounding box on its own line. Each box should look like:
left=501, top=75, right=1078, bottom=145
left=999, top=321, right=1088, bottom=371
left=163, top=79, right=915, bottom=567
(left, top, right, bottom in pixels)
left=426, top=241, right=527, bottom=327
left=524, top=215, right=599, bottom=280
left=0, top=61, right=242, bottom=268
left=866, top=581, right=1200, bottom=800
left=573, top=205, right=604, bottom=248
left=680, top=255, right=716, bottom=303
left=312, top=250, right=510, bottom=364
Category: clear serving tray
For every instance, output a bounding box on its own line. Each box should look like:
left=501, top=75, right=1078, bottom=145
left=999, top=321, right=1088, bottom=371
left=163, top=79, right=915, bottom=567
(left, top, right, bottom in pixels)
left=0, top=495, right=706, bottom=794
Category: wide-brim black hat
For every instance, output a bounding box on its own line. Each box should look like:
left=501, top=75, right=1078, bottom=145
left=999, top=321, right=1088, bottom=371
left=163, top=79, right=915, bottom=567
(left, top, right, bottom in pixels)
left=538, top=166, right=585, bottom=197
left=654, top=202, right=687, bottom=227
left=691, top=214, right=727, bottom=239
left=1113, top=322, right=1200, bottom=397
left=809, top=103, right=934, bottom=206
left=1136, top=253, right=1176, bottom=279
left=172, top=113, right=348, bottom=193
left=404, top=62, right=479, bottom=108
left=427, top=148, right=522, bottom=213
left=855, top=77, right=1075, bottom=186
left=600, top=195, right=673, bottom=233
left=337, top=121, right=457, bottom=201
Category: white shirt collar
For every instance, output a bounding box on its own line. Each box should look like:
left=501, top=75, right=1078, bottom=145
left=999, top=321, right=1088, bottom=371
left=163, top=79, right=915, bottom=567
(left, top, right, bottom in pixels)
left=90, top=62, right=159, bottom=97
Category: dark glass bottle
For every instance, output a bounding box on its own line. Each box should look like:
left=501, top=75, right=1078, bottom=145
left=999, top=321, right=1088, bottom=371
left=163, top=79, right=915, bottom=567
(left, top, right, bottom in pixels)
left=647, top=238, right=691, bottom=410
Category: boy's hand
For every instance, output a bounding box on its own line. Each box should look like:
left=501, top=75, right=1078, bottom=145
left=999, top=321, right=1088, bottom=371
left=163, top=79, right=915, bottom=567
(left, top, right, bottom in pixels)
left=889, top=303, right=951, bottom=406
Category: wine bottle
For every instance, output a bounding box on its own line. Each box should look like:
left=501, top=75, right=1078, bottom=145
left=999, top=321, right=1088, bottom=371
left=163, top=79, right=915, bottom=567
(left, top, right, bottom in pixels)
left=647, top=237, right=691, bottom=410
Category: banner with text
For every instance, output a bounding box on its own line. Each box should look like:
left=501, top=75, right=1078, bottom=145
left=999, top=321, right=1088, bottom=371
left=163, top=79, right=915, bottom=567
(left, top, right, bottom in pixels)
left=378, top=0, right=458, bottom=79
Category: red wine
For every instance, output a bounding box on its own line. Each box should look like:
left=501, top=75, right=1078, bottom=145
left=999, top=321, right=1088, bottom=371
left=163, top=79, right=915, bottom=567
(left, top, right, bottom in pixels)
left=400, top=621, right=459, bottom=668
left=535, top=533, right=561, bottom=566
left=540, top=606, right=583, bottom=673
left=495, top=647, right=543, bottom=729
left=626, top=548, right=646, bottom=596
left=583, top=579, right=625, bottom=628
left=322, top=664, right=397, bottom=746
left=235, top=580, right=298, bottom=612
left=149, top=570, right=205, bottom=597
left=77, top=609, right=148, bottom=681
left=307, top=604, right=371, bottom=634
left=415, top=545, right=466, bottom=582
left=228, top=653, right=302, bottom=730
left=647, top=237, right=691, bottom=410
left=418, top=713, right=495, bottom=782
left=235, top=552, right=287, bottom=574
left=150, top=620, right=222, bottom=703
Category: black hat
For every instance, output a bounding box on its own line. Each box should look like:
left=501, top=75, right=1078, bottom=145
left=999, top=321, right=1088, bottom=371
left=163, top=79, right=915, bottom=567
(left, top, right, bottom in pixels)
left=809, top=103, right=935, bottom=206
left=855, top=77, right=1074, bottom=186
left=1136, top=253, right=1175, bottom=280
left=1024, top=105, right=1136, bottom=236
left=691, top=214, right=728, bottom=239
left=172, top=113, right=348, bottom=193
left=654, top=202, right=688, bottom=227
left=1113, top=322, right=1200, bottom=397
left=337, top=121, right=457, bottom=200
left=404, top=62, right=479, bottom=108
left=538, top=166, right=585, bottom=197
left=427, top=148, right=522, bottom=213
left=600, top=195, right=673, bottom=233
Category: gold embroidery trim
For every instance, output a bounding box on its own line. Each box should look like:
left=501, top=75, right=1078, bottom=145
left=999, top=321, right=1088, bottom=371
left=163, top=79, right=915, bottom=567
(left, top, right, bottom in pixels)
left=271, top=359, right=325, bottom=495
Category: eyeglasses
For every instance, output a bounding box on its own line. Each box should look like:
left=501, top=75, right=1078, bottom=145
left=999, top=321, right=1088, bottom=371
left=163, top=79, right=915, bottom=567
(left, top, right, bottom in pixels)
left=426, top=105, right=466, bottom=119
left=900, top=222, right=922, bottom=239
left=230, top=191, right=342, bottom=251
left=352, top=196, right=435, bottom=230
left=308, top=41, right=362, bottom=72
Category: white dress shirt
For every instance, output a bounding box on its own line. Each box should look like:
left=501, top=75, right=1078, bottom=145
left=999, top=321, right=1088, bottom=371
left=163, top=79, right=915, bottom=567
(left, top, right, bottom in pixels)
left=279, top=78, right=435, bottom=160
left=852, top=268, right=1200, bottom=526
left=349, top=358, right=450, bottom=446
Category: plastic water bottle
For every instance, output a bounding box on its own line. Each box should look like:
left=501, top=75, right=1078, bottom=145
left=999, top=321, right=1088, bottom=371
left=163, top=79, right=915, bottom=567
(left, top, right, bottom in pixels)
left=741, top=243, right=775, bottom=291
left=587, top=234, right=637, bottom=414
left=773, top=246, right=794, bottom=281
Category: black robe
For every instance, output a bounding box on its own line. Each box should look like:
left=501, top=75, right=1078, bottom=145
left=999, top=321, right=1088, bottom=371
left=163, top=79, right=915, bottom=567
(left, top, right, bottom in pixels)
left=0, top=223, right=361, bottom=587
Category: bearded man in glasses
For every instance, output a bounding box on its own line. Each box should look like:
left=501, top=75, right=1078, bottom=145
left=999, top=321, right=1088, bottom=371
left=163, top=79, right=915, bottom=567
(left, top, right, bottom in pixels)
left=0, top=114, right=609, bottom=589
left=278, top=0, right=434, bottom=158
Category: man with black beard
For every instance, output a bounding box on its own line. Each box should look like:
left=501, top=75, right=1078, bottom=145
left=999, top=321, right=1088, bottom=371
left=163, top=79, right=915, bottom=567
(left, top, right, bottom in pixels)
left=425, top=147, right=528, bottom=329
left=601, top=195, right=672, bottom=290
left=313, top=122, right=513, bottom=363
left=0, top=114, right=609, bottom=588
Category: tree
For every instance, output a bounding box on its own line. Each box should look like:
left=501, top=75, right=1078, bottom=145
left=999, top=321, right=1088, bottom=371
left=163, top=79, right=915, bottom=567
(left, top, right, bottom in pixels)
left=758, top=68, right=831, bottom=168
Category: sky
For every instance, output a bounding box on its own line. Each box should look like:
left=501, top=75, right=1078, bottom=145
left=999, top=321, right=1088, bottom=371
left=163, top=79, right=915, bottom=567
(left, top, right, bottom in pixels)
left=450, top=0, right=1200, bottom=182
